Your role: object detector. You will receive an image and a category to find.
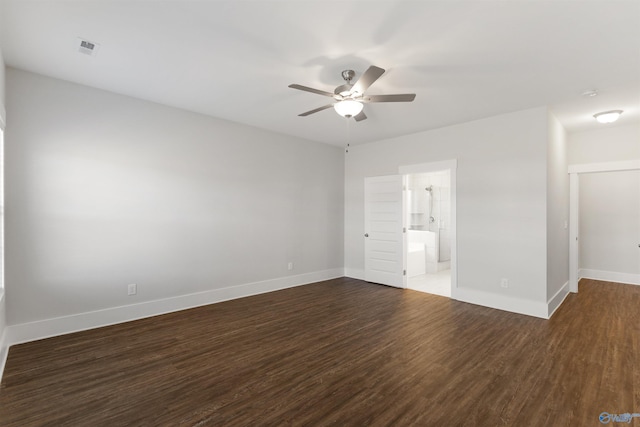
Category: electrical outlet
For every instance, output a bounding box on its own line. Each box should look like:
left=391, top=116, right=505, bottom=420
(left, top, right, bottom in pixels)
left=128, top=283, right=137, bottom=296
left=287, top=262, right=294, bottom=271
left=500, top=278, right=509, bottom=288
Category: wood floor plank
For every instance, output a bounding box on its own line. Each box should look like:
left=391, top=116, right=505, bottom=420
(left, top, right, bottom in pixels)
left=1, top=277, right=639, bottom=426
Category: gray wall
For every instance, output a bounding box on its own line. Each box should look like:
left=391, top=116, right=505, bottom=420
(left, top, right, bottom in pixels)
left=569, top=123, right=640, bottom=278
left=345, top=107, right=551, bottom=304
left=568, top=124, right=640, bottom=164
left=5, top=68, right=344, bottom=325
left=579, top=170, right=639, bottom=275
left=0, top=31, right=6, bottom=352
left=546, top=112, right=569, bottom=298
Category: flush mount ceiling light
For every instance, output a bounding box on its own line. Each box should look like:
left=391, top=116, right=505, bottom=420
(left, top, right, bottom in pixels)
left=333, top=100, right=364, bottom=118
left=593, top=110, right=623, bottom=124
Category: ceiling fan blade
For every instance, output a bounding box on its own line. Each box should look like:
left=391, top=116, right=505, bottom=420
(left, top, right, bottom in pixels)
left=364, top=94, right=416, bottom=103
left=298, top=104, right=335, bottom=117
left=350, top=66, right=385, bottom=95
left=353, top=111, right=367, bottom=122
left=289, top=84, right=336, bottom=98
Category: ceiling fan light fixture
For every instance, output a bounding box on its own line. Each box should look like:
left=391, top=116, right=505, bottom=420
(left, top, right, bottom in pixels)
left=334, top=100, right=363, bottom=118
left=593, top=110, right=623, bottom=124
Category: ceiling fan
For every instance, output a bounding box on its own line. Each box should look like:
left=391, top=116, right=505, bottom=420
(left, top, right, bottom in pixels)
left=288, top=65, right=416, bottom=122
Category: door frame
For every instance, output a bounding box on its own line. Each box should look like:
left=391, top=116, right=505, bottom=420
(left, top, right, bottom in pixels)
left=399, top=159, right=458, bottom=299
left=568, top=159, right=640, bottom=292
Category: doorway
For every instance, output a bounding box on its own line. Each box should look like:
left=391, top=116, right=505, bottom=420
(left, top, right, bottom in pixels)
left=404, top=171, right=452, bottom=297
left=569, top=159, right=640, bottom=291
left=400, top=160, right=457, bottom=298
left=363, top=160, right=457, bottom=294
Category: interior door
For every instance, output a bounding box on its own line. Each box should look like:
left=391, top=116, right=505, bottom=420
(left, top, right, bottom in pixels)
left=364, top=175, right=405, bottom=288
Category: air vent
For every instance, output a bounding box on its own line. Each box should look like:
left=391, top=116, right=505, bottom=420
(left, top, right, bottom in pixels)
left=77, top=38, right=100, bottom=56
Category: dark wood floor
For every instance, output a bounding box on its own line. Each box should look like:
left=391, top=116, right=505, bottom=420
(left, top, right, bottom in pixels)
left=0, top=278, right=638, bottom=426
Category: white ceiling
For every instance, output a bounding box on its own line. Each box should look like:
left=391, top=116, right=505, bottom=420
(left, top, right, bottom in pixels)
left=1, top=0, right=639, bottom=147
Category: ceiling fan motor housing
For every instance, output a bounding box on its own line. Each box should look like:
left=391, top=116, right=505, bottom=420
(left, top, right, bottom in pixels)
left=341, top=70, right=355, bottom=82
left=335, top=70, right=356, bottom=96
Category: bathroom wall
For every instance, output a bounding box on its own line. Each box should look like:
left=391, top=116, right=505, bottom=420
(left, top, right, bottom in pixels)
left=407, top=171, right=451, bottom=272
left=407, top=172, right=451, bottom=234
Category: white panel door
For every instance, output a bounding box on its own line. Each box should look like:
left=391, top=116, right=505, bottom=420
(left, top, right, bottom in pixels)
left=364, top=175, right=405, bottom=288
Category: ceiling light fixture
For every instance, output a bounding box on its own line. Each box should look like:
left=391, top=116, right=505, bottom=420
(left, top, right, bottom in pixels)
left=334, top=100, right=364, bottom=118
left=581, top=89, right=598, bottom=97
left=593, top=110, right=623, bottom=124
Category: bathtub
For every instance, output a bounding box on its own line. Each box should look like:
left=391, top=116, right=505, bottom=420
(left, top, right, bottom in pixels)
left=407, top=242, right=426, bottom=277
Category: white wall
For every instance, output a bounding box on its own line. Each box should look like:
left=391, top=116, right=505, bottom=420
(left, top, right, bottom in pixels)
left=569, top=123, right=640, bottom=283
left=0, top=26, right=7, bottom=377
left=346, top=107, right=551, bottom=314
left=546, top=112, right=569, bottom=299
left=568, top=123, right=640, bottom=164
left=579, top=170, right=639, bottom=276
left=5, top=68, right=344, bottom=326
left=0, top=48, right=4, bottom=110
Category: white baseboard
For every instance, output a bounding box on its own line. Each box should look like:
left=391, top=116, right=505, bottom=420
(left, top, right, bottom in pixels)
left=0, top=291, right=7, bottom=383
left=3, top=268, right=344, bottom=350
left=547, top=281, right=570, bottom=318
left=348, top=270, right=550, bottom=319
left=579, top=269, right=640, bottom=286
left=454, top=287, right=548, bottom=319
left=0, top=329, right=8, bottom=384
left=344, top=268, right=365, bottom=281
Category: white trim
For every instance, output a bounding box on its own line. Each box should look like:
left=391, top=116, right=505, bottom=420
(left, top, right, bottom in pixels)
left=547, top=281, right=570, bottom=318
left=454, top=287, right=548, bottom=319
left=0, top=288, right=7, bottom=382
left=579, top=269, right=640, bottom=286
left=398, top=159, right=457, bottom=175
left=568, top=158, right=640, bottom=295
left=402, top=175, right=408, bottom=289
left=0, top=330, right=7, bottom=384
left=569, top=173, right=579, bottom=292
left=0, top=314, right=8, bottom=382
left=450, top=167, right=458, bottom=300
left=2, top=268, right=343, bottom=348
left=568, top=160, right=640, bottom=174
left=0, top=107, right=5, bottom=381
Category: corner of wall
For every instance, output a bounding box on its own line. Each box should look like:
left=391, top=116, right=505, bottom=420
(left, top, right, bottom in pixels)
left=0, top=22, right=7, bottom=382
left=546, top=111, right=569, bottom=304
left=547, top=280, right=570, bottom=318
left=0, top=45, right=5, bottom=127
